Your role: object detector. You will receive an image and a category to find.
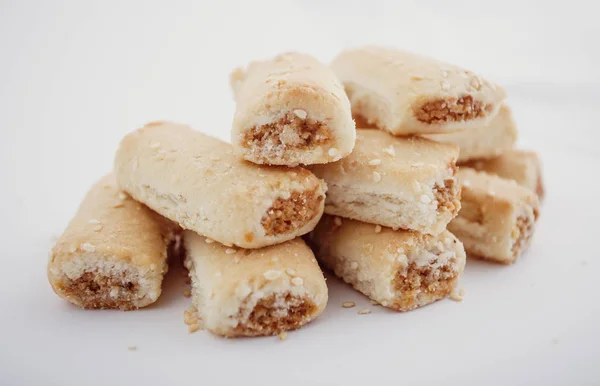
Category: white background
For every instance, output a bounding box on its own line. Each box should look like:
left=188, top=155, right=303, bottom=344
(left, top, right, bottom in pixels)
left=1, top=1, right=599, bottom=385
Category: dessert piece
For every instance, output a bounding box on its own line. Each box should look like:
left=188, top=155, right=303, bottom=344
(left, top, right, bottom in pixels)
left=184, top=231, right=328, bottom=337
left=460, top=149, right=544, bottom=199
left=230, top=52, right=356, bottom=166
left=307, top=215, right=466, bottom=311
left=424, top=104, right=518, bottom=162
left=448, top=168, right=540, bottom=264
left=114, top=121, right=327, bottom=249
left=331, top=46, right=506, bottom=135
left=48, top=175, right=178, bottom=310
left=309, top=129, right=460, bottom=235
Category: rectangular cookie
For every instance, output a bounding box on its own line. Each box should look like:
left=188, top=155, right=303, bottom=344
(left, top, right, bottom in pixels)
left=309, top=128, right=460, bottom=235
left=48, top=175, right=178, bottom=310
left=230, top=52, right=356, bottom=166
left=448, top=168, right=540, bottom=264
left=307, top=215, right=466, bottom=311
left=424, top=104, right=518, bottom=162
left=114, top=121, right=327, bottom=249
left=460, top=149, right=544, bottom=199
left=331, top=46, right=506, bottom=135
left=184, top=231, right=328, bottom=337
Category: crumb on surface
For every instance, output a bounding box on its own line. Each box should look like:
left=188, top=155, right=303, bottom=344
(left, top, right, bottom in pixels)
left=358, top=308, right=371, bottom=315
left=342, top=301, right=356, bottom=308
left=278, top=331, right=288, bottom=341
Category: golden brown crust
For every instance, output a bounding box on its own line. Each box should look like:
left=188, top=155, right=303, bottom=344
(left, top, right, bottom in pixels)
left=262, top=189, right=324, bottom=236
left=415, top=96, right=493, bottom=124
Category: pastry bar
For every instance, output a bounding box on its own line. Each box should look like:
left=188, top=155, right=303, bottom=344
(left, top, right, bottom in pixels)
left=307, top=215, right=466, bottom=311
left=424, top=104, right=518, bottom=162
left=48, top=175, right=178, bottom=310
left=331, top=46, right=506, bottom=135
left=309, top=129, right=460, bottom=235
left=230, top=52, right=356, bottom=166
left=114, top=122, right=327, bottom=249
left=448, top=168, right=540, bottom=264
left=460, top=149, right=544, bottom=199
left=184, top=231, right=328, bottom=337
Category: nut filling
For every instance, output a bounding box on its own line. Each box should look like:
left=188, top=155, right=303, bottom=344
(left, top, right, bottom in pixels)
left=243, top=111, right=333, bottom=153
left=392, top=259, right=458, bottom=311
left=415, top=96, right=493, bottom=124
left=232, top=293, right=316, bottom=336
left=262, top=189, right=323, bottom=236
left=58, top=271, right=140, bottom=311
left=511, top=214, right=535, bottom=257
left=433, top=178, right=461, bottom=217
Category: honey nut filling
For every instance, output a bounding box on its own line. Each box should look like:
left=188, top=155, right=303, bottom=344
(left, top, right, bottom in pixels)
left=243, top=111, right=332, bottom=152
left=232, top=293, right=316, bottom=336
left=58, top=271, right=140, bottom=311
left=415, top=96, right=493, bottom=124
left=391, top=259, right=458, bottom=311
left=262, top=189, right=323, bottom=236
left=433, top=177, right=460, bottom=217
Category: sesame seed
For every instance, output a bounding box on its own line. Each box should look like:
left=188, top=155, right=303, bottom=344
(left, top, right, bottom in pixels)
left=81, top=243, right=96, bottom=253
left=372, top=171, right=381, bottom=182
left=382, top=145, right=395, bottom=156
left=128, top=346, right=137, bottom=351
left=293, top=109, right=307, bottom=119
left=223, top=242, right=233, bottom=247
left=374, top=225, right=382, bottom=233
left=184, top=289, right=191, bottom=298
left=278, top=331, right=288, bottom=341
left=350, top=261, right=358, bottom=270
left=462, top=180, right=471, bottom=187
left=92, top=224, right=103, bottom=232
left=68, top=245, right=77, bottom=253
left=291, top=277, right=304, bottom=286
left=328, top=148, right=339, bottom=157
left=420, top=195, right=431, bottom=204
left=368, top=159, right=382, bottom=166
left=225, top=248, right=236, bottom=255
left=205, top=238, right=215, bottom=244
left=263, top=270, right=282, bottom=280
left=342, top=302, right=355, bottom=308
left=358, top=309, right=371, bottom=315
left=334, top=217, right=342, bottom=226
left=285, top=268, right=296, bottom=276
left=88, top=219, right=101, bottom=224
left=441, top=81, right=450, bottom=91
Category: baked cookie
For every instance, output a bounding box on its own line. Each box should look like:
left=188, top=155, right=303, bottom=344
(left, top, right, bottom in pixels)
left=231, top=52, right=356, bottom=166
left=114, top=122, right=327, bottom=249
left=309, top=129, right=460, bottom=235
left=448, top=168, right=540, bottom=264
left=307, top=215, right=466, bottom=311
left=184, top=231, right=328, bottom=337
left=331, top=46, right=506, bottom=135
left=48, top=175, right=178, bottom=310
left=424, top=104, right=518, bottom=162
left=460, top=149, right=544, bottom=199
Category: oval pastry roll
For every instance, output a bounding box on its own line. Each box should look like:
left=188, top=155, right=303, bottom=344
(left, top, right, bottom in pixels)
left=331, top=46, right=506, bottom=135
left=48, top=175, right=178, bottom=310
left=309, top=129, right=460, bottom=235
left=183, top=231, right=328, bottom=337
left=230, top=52, right=356, bottom=166
left=114, top=122, right=327, bottom=249
left=307, top=215, right=466, bottom=311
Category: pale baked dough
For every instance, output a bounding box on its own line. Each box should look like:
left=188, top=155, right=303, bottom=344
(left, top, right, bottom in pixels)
left=461, top=149, right=544, bottom=199
left=307, top=215, right=466, bottom=311
left=114, top=122, right=327, bottom=249
left=309, top=129, right=460, bottom=235
left=48, top=175, right=178, bottom=310
left=448, top=168, right=540, bottom=264
left=231, top=52, right=356, bottom=166
left=424, top=104, right=518, bottom=162
left=331, top=46, right=506, bottom=135
left=184, top=231, right=328, bottom=337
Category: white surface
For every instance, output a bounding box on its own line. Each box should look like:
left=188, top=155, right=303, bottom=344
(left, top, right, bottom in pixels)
left=1, top=1, right=599, bottom=385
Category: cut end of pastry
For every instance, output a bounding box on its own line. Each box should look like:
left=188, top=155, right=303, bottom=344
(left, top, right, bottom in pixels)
left=241, top=111, right=334, bottom=164
left=415, top=96, right=493, bottom=124
left=510, top=211, right=537, bottom=259
left=433, top=177, right=461, bottom=219
left=262, top=189, right=324, bottom=236
left=391, top=258, right=460, bottom=311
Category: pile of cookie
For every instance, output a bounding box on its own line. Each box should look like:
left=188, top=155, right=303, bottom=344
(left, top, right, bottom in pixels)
left=48, top=47, right=542, bottom=338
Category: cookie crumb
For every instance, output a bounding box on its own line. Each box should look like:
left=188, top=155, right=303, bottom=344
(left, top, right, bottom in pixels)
left=278, top=331, right=288, bottom=341
left=342, top=301, right=356, bottom=308
left=449, top=288, right=464, bottom=302
left=358, top=308, right=371, bottom=315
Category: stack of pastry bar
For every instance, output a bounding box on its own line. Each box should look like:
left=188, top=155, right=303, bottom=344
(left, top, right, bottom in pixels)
left=46, top=47, right=543, bottom=339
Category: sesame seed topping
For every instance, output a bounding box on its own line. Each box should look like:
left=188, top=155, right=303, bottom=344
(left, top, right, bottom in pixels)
left=372, top=171, right=381, bottom=182
left=225, top=248, right=237, bottom=255
left=382, top=145, right=395, bottom=156
left=328, top=148, right=339, bottom=157
left=368, top=159, right=382, bottom=166
left=374, top=225, right=382, bottom=233
left=342, top=302, right=355, bottom=308
left=118, top=192, right=127, bottom=200
left=81, top=243, right=96, bottom=253
left=278, top=331, right=288, bottom=341
left=286, top=268, right=296, bottom=276
left=358, top=309, right=371, bottom=315
left=291, top=277, right=304, bottom=286
left=92, top=224, right=104, bottom=232
left=350, top=261, right=359, bottom=269
left=263, top=270, right=282, bottom=280
left=334, top=217, right=342, bottom=226
left=88, top=219, right=101, bottom=224
left=205, top=238, right=215, bottom=244
left=293, top=109, right=307, bottom=119
left=68, top=245, right=77, bottom=253
left=420, top=195, right=431, bottom=204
